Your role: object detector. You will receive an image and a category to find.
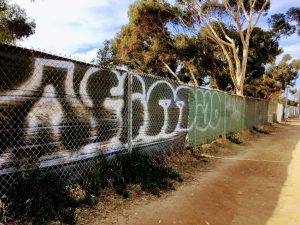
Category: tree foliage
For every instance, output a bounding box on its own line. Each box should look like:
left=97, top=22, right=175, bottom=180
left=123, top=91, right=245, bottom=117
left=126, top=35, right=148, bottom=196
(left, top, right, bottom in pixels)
left=174, top=0, right=270, bottom=95
left=0, top=0, right=35, bottom=43
left=289, top=88, right=297, bottom=99
left=98, top=0, right=280, bottom=89
left=94, top=40, right=116, bottom=69
left=96, top=0, right=295, bottom=100
left=112, top=0, right=174, bottom=73
left=244, top=55, right=300, bottom=99
left=207, top=26, right=282, bottom=92
left=110, top=0, right=203, bottom=84
left=268, top=7, right=300, bottom=38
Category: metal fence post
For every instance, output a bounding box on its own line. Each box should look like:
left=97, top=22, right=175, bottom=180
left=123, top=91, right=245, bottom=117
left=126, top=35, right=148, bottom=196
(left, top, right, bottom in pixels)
left=254, top=99, right=257, bottom=126
left=242, top=96, right=246, bottom=130
left=127, top=72, right=133, bottom=153
left=284, top=86, right=289, bottom=121
left=224, top=92, right=227, bottom=136
left=193, top=85, right=197, bottom=150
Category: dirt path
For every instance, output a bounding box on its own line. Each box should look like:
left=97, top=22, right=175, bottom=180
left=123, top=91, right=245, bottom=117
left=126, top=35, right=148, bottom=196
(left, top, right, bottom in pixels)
left=266, top=123, right=300, bottom=225
left=85, top=120, right=300, bottom=225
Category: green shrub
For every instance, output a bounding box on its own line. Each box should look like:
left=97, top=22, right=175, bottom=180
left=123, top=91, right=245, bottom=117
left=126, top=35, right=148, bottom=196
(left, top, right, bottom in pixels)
left=7, top=168, right=76, bottom=225
left=6, top=150, right=183, bottom=224
left=0, top=196, right=8, bottom=223
left=84, top=150, right=183, bottom=198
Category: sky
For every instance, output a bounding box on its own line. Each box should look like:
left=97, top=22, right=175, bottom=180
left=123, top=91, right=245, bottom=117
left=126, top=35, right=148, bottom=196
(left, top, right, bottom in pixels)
left=11, top=0, right=300, bottom=89
left=12, top=0, right=137, bottom=61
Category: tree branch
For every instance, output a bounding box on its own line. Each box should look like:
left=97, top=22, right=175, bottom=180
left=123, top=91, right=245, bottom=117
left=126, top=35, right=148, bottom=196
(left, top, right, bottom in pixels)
left=252, top=0, right=270, bottom=28
left=240, top=0, right=250, bottom=21
left=185, top=60, right=199, bottom=86
left=162, top=61, right=183, bottom=84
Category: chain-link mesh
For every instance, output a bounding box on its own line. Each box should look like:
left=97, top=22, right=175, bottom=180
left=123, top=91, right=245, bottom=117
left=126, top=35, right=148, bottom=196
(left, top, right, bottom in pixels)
left=268, top=101, right=278, bottom=123
left=188, top=88, right=226, bottom=146
left=226, top=94, right=245, bottom=133
left=130, top=73, right=188, bottom=155
left=0, top=43, right=297, bottom=196
left=0, top=43, right=130, bottom=194
left=287, top=105, right=300, bottom=118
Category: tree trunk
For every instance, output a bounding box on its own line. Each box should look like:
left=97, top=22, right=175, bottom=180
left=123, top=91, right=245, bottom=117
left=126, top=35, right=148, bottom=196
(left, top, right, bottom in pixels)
left=235, top=84, right=244, bottom=96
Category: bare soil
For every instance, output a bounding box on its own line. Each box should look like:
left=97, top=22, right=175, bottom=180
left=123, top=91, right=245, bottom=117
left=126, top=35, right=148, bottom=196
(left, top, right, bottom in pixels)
left=77, top=120, right=300, bottom=225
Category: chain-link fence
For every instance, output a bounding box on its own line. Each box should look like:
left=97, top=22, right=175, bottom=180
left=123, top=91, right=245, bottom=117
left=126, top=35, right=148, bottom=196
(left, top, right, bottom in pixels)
left=287, top=105, right=300, bottom=118
left=0, top=43, right=296, bottom=196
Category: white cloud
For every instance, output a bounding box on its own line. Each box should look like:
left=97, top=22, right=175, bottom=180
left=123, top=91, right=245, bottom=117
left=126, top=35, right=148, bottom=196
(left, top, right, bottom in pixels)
left=11, top=0, right=300, bottom=64
left=73, top=48, right=99, bottom=63
left=12, top=0, right=135, bottom=62
left=268, top=0, right=300, bottom=14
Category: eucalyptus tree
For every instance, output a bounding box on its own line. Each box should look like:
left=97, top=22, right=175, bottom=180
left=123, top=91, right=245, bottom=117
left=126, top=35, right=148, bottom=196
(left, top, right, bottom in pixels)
left=175, top=0, right=270, bottom=95
left=98, top=0, right=281, bottom=93
left=110, top=0, right=206, bottom=85
left=268, top=7, right=300, bottom=37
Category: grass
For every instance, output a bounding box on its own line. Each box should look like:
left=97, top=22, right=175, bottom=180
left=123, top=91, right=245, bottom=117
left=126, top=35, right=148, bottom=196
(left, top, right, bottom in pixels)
left=7, top=167, right=77, bottom=225
left=84, top=149, right=183, bottom=198
left=4, top=149, right=183, bottom=224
